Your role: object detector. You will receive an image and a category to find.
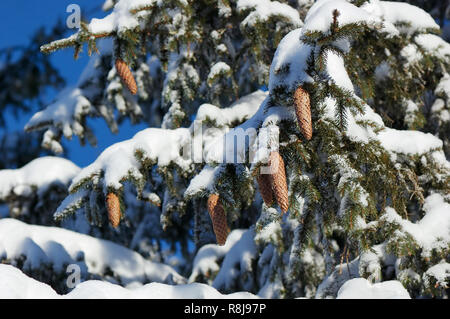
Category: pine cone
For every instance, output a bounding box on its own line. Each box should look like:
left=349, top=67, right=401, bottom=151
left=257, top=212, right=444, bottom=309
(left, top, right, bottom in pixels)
left=257, top=172, right=274, bottom=206
left=269, top=151, right=289, bottom=214
left=207, top=193, right=220, bottom=216
left=294, top=86, right=312, bottom=140
left=115, top=59, right=138, bottom=95
left=207, top=194, right=230, bottom=246
left=106, top=192, right=121, bottom=228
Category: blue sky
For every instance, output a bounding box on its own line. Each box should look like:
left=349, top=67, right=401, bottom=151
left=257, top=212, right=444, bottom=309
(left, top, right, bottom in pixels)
left=0, top=1, right=148, bottom=168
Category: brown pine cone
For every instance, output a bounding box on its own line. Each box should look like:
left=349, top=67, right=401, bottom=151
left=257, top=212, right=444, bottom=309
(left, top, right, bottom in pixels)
left=293, top=86, right=312, bottom=140
left=269, top=151, right=289, bottom=214
left=115, top=59, right=138, bottom=95
left=106, top=192, right=121, bottom=228
left=207, top=194, right=230, bottom=246
left=207, top=193, right=220, bottom=216
left=257, top=173, right=274, bottom=206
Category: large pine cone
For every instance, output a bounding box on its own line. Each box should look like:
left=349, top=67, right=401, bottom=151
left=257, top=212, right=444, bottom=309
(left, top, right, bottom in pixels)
left=269, top=151, right=289, bottom=214
left=106, top=192, right=121, bottom=228
left=115, top=59, right=138, bottom=95
left=257, top=173, right=274, bottom=206
left=207, top=194, right=230, bottom=246
left=294, top=86, right=312, bottom=140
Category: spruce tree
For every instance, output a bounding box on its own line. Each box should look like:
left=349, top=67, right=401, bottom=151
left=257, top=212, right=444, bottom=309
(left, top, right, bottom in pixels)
left=1, top=0, right=449, bottom=298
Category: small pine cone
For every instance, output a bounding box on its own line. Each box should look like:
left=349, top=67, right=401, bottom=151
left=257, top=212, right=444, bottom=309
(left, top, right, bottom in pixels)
left=207, top=194, right=230, bottom=246
left=106, top=192, right=121, bottom=228
left=115, top=59, right=137, bottom=95
left=293, top=86, right=312, bottom=140
left=257, top=173, right=274, bottom=206
left=269, top=151, right=289, bottom=214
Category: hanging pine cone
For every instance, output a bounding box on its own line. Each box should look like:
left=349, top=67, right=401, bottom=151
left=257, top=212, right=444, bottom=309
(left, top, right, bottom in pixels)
left=106, top=192, right=121, bottom=228
left=257, top=172, right=274, bottom=206
left=115, top=58, right=138, bottom=95
left=269, top=151, right=289, bottom=214
left=207, top=193, right=220, bottom=216
left=293, top=86, right=312, bottom=140
left=207, top=194, right=230, bottom=246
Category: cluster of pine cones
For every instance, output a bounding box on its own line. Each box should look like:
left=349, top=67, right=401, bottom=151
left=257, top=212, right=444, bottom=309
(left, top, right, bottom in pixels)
left=107, top=63, right=313, bottom=245
left=104, top=86, right=312, bottom=245
left=206, top=86, right=312, bottom=245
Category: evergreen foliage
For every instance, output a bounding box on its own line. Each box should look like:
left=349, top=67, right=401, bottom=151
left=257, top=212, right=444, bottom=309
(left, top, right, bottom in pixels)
left=1, top=0, right=449, bottom=298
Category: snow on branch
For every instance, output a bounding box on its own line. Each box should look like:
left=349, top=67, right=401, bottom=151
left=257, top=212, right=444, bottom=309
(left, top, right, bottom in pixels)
left=0, top=218, right=185, bottom=285
left=302, top=0, right=382, bottom=34
left=71, top=127, right=192, bottom=192
left=415, top=34, right=450, bottom=60
left=361, top=0, right=440, bottom=35
left=43, top=0, right=304, bottom=56
left=0, top=157, right=80, bottom=200
left=40, top=0, right=160, bottom=54
left=336, top=278, right=410, bottom=299
left=56, top=90, right=268, bottom=220
left=196, top=90, right=267, bottom=128
left=381, top=194, right=450, bottom=259
left=27, top=39, right=152, bottom=154
left=25, top=88, right=94, bottom=154
left=237, top=0, right=303, bottom=29
left=189, top=229, right=248, bottom=284
left=212, top=228, right=258, bottom=292
left=0, top=263, right=257, bottom=298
